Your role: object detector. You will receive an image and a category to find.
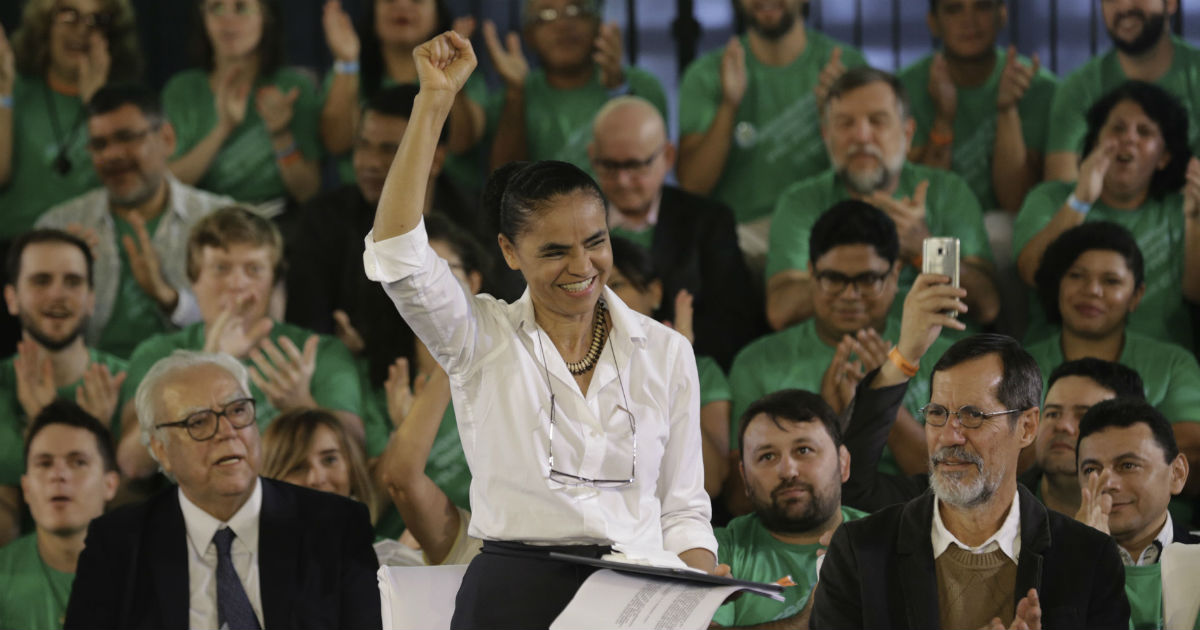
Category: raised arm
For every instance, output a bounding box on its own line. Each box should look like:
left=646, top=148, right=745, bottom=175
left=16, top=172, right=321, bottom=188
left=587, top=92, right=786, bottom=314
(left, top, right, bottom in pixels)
left=374, top=32, right=476, bottom=241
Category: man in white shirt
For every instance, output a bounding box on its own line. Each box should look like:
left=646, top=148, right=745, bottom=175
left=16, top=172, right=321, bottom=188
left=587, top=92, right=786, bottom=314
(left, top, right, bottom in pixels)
left=814, top=331, right=1130, bottom=628
left=63, top=350, right=380, bottom=629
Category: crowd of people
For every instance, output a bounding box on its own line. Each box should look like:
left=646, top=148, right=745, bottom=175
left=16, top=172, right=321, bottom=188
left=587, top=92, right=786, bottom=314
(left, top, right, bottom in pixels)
left=0, top=0, right=1198, bottom=628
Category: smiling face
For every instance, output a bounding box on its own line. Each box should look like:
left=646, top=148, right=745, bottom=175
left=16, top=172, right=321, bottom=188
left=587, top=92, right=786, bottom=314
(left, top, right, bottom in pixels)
left=192, top=243, right=276, bottom=325
left=1102, top=0, right=1174, bottom=55
left=1058, top=249, right=1143, bottom=340
left=87, top=104, right=174, bottom=207
left=1077, top=422, right=1187, bottom=547
left=21, top=424, right=118, bottom=538
left=202, top=0, right=264, bottom=62
left=739, top=413, right=850, bottom=535
left=525, top=0, right=599, bottom=74
left=927, top=354, right=1038, bottom=509
left=47, top=0, right=107, bottom=80
left=824, top=81, right=914, bottom=197
left=1097, top=100, right=1171, bottom=202
left=928, top=0, right=1005, bottom=61
left=810, top=243, right=898, bottom=342
left=499, top=190, right=612, bottom=321
left=150, top=363, right=261, bottom=516
left=280, top=424, right=352, bottom=498
left=5, top=241, right=94, bottom=351
left=374, top=0, right=439, bottom=48
left=1035, top=376, right=1117, bottom=476
left=739, top=0, right=805, bottom=40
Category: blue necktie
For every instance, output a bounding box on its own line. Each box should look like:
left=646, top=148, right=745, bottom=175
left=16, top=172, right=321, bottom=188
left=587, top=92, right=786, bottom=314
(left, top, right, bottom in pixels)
left=213, top=527, right=261, bottom=630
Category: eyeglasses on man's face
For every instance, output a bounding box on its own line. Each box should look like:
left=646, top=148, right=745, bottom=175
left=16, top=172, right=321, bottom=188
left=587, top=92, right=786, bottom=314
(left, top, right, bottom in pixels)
left=919, top=403, right=1021, bottom=429
left=814, top=268, right=892, bottom=297
left=529, top=2, right=597, bottom=26
left=593, top=145, right=666, bottom=178
left=155, top=397, right=257, bottom=441
left=547, top=395, right=637, bottom=488
left=86, top=125, right=160, bottom=154
left=53, top=6, right=113, bottom=32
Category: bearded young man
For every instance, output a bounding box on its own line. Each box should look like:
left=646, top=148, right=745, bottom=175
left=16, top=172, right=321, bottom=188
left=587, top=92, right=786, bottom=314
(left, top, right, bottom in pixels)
left=711, top=389, right=863, bottom=629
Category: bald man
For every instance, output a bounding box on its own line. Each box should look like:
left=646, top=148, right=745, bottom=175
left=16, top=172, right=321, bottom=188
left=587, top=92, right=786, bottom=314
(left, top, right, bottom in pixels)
left=589, top=97, right=764, bottom=369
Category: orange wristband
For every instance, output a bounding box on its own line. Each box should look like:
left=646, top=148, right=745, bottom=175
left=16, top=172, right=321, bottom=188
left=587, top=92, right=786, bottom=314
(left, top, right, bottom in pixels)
left=911, top=255, right=924, bottom=270
left=888, top=347, right=919, bottom=378
left=929, top=129, right=953, bottom=146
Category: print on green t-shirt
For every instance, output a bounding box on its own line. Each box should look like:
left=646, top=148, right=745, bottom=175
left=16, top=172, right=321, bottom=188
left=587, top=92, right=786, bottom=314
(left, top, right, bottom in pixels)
left=899, top=48, right=1058, bottom=209
left=97, top=212, right=172, bottom=358
left=712, top=506, right=867, bottom=627
left=0, top=75, right=101, bottom=238
left=164, top=68, right=322, bottom=203
left=1124, top=564, right=1164, bottom=630
left=678, top=31, right=867, bottom=224
left=0, top=534, right=74, bottom=630
left=1012, top=180, right=1191, bottom=348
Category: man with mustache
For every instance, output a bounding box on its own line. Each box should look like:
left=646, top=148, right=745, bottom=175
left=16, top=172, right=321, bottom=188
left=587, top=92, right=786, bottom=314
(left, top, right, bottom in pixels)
left=37, top=83, right=234, bottom=358
left=676, top=0, right=865, bottom=260
left=1045, top=0, right=1200, bottom=181
left=766, top=67, right=999, bottom=333
left=710, top=388, right=864, bottom=629
left=813, top=303, right=1130, bottom=627
left=0, top=229, right=127, bottom=547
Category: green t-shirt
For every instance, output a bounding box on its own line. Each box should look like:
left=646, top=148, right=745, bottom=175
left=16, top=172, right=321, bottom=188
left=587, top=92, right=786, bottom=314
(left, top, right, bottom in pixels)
left=727, top=318, right=952, bottom=475
left=899, top=48, right=1058, bottom=209
left=1047, top=36, right=1200, bottom=156
left=678, top=32, right=867, bottom=224
left=1124, top=563, right=1164, bottom=630
left=0, top=74, right=100, bottom=238
left=0, top=534, right=73, bottom=630
left=120, top=321, right=363, bottom=428
left=767, top=162, right=993, bottom=325
left=712, top=507, right=867, bottom=627
left=164, top=68, right=322, bottom=203
left=1012, top=181, right=1191, bottom=348
left=96, top=212, right=170, bottom=358
left=0, top=349, right=129, bottom=487
left=321, top=71, right=490, bottom=193
left=609, top=225, right=655, bottom=252
left=697, top=355, right=732, bottom=407
left=485, top=66, right=668, bottom=174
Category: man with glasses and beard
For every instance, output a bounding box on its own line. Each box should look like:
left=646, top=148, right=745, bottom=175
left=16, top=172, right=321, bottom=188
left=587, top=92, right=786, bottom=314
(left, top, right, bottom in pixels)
left=0, top=229, right=127, bottom=546
left=814, top=328, right=1130, bottom=628
left=677, top=0, right=865, bottom=261
left=1045, top=0, right=1200, bottom=181
left=37, top=83, right=233, bottom=358
left=711, top=389, right=864, bottom=629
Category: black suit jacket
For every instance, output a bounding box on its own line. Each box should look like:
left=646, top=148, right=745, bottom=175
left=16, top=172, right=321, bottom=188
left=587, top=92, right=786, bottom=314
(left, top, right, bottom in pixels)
left=812, top=485, right=1131, bottom=629
left=64, top=477, right=381, bottom=629
left=651, top=186, right=766, bottom=369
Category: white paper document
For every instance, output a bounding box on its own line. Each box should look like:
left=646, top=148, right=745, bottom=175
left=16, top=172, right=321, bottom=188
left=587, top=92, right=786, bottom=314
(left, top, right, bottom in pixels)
left=550, top=569, right=784, bottom=630
left=378, top=564, right=467, bottom=630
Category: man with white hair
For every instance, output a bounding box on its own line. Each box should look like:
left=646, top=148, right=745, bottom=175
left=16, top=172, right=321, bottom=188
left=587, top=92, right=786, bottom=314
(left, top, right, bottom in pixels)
left=64, top=350, right=380, bottom=629
left=588, top=96, right=761, bottom=368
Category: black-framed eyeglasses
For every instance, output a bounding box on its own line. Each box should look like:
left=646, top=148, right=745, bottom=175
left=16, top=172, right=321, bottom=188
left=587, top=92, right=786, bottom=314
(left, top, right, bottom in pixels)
left=86, top=125, right=159, bottom=153
left=547, top=394, right=637, bottom=487
left=919, top=403, right=1022, bottom=429
left=814, top=267, right=892, bottom=297
left=53, top=6, right=113, bottom=32
left=154, top=397, right=257, bottom=441
left=529, top=2, right=596, bottom=25
left=593, top=145, right=666, bottom=177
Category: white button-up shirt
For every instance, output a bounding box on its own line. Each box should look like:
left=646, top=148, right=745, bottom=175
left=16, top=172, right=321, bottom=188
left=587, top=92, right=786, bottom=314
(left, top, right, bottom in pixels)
left=363, top=220, right=716, bottom=559
left=932, top=489, right=1022, bottom=562
left=179, top=478, right=264, bottom=630
left=1119, top=512, right=1174, bottom=566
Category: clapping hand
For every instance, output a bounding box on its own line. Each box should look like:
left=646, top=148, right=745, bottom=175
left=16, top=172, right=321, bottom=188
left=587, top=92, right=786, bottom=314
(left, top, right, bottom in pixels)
left=997, top=46, right=1040, bottom=112
left=928, top=53, right=957, bottom=120
left=981, top=588, right=1042, bottom=630
left=815, top=47, right=845, bottom=107
left=1074, top=138, right=1117, bottom=206
left=1076, top=469, right=1114, bottom=535
left=0, top=25, right=14, bottom=96
left=1183, top=157, right=1200, bottom=219
left=593, top=22, right=625, bottom=89
left=249, top=335, right=319, bottom=412
left=870, top=180, right=931, bottom=260
left=203, top=300, right=274, bottom=358
left=663, top=289, right=695, bottom=345
left=322, top=0, right=360, bottom=63
left=332, top=309, right=365, bottom=355
left=719, top=36, right=748, bottom=107
left=121, top=213, right=178, bottom=310
left=255, top=85, right=299, bottom=136
left=482, top=21, right=526, bottom=90
left=75, top=363, right=127, bottom=426
left=215, top=65, right=251, bottom=132
left=63, top=222, right=101, bottom=255
left=384, top=357, right=432, bottom=427
left=13, top=340, right=56, bottom=421
left=78, top=31, right=110, bottom=103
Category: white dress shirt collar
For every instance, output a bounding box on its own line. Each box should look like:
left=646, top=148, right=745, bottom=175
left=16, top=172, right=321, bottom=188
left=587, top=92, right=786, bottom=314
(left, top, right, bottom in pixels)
left=179, top=477, right=263, bottom=554
left=1120, top=512, right=1174, bottom=566
left=932, top=489, right=1022, bottom=563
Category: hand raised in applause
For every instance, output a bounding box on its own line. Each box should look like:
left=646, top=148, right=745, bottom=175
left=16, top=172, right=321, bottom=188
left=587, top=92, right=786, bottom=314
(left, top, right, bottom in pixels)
left=75, top=363, right=127, bottom=427
left=121, top=213, right=178, bottom=311
left=322, top=0, right=360, bottom=63
left=869, top=180, right=931, bottom=261
left=593, top=22, right=625, bottom=89
left=719, top=37, right=748, bottom=107
left=997, top=46, right=1040, bottom=112
left=248, top=335, right=319, bottom=412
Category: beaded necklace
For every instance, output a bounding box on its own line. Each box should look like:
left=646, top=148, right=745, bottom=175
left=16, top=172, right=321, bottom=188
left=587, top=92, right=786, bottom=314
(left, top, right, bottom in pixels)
left=564, top=301, right=609, bottom=375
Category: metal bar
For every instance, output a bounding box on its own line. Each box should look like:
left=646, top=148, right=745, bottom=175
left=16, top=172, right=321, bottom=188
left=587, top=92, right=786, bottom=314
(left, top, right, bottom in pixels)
left=1050, top=0, right=1059, bottom=73
left=625, top=0, right=639, bottom=65
left=1010, top=0, right=1019, bottom=50
left=1089, top=0, right=1098, bottom=58
left=892, top=0, right=901, bottom=70
left=854, top=0, right=863, bottom=50
left=672, top=0, right=700, bottom=74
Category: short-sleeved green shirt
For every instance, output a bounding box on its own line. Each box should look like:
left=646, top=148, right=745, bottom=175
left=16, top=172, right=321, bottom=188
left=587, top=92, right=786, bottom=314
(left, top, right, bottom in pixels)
left=0, top=534, right=74, bottom=630
left=0, top=349, right=129, bottom=487
left=678, top=32, right=867, bottom=224
left=1124, top=564, right=1164, bottom=630
left=164, top=68, right=322, bottom=203
left=96, top=212, right=169, bottom=358
left=697, top=355, right=732, bottom=407
left=712, top=507, right=867, bottom=627
left=1047, top=36, right=1200, bottom=156
left=899, top=48, right=1058, bottom=209
left=1012, top=180, right=1191, bottom=348
left=120, top=321, right=363, bottom=427
left=484, top=66, right=668, bottom=174
left=767, top=162, right=993, bottom=324
left=0, top=74, right=100, bottom=238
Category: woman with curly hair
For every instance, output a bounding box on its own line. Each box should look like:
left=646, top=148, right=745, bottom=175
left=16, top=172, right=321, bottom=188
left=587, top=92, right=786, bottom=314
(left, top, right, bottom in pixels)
left=0, top=0, right=142, bottom=236
left=164, top=0, right=321, bottom=206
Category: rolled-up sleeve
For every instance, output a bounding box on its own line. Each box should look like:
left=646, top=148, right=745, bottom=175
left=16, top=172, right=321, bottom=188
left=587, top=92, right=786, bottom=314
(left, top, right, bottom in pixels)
left=656, top=336, right=718, bottom=556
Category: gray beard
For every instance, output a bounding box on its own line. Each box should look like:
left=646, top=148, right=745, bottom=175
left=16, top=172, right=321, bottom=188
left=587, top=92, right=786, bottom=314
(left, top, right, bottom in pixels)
left=928, top=446, right=1005, bottom=509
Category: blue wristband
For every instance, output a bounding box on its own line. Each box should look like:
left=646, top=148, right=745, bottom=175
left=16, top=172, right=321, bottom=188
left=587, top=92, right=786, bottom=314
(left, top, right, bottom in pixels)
left=1066, top=193, right=1092, bottom=215
left=274, top=141, right=298, bottom=160
left=0, top=94, right=12, bottom=109
left=334, top=60, right=360, bottom=75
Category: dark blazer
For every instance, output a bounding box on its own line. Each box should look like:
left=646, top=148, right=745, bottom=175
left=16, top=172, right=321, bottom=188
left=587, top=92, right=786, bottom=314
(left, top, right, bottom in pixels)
left=652, top=185, right=766, bottom=369
left=812, top=485, right=1131, bottom=629
left=64, top=477, right=381, bottom=630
